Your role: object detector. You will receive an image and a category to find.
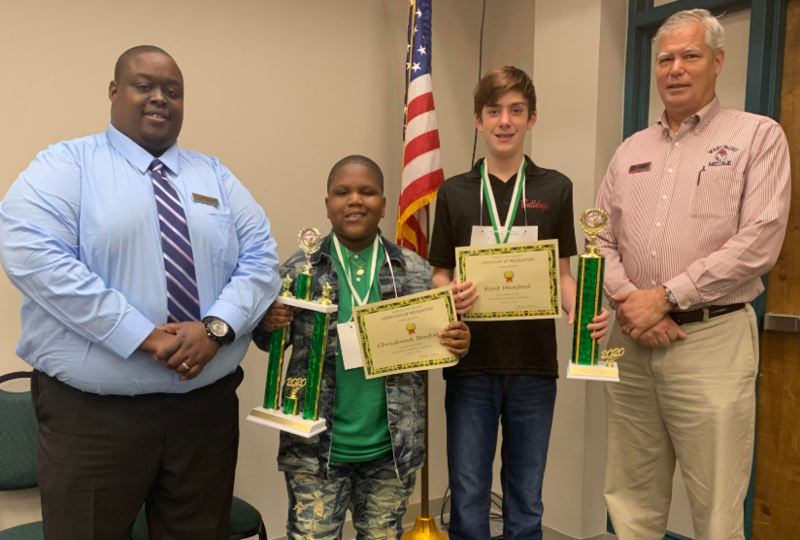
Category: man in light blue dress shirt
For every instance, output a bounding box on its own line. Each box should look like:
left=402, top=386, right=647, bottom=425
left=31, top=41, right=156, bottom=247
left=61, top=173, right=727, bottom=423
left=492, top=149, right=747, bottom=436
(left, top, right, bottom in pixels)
left=0, top=46, right=280, bottom=539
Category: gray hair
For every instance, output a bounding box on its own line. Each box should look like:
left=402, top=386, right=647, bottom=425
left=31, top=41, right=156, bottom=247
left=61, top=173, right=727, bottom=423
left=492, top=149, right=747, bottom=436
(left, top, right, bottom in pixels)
left=654, top=9, right=725, bottom=54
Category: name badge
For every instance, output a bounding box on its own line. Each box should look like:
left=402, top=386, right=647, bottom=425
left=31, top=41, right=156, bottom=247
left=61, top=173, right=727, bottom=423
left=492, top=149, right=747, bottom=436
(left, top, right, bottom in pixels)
left=337, top=322, right=364, bottom=370
left=192, top=193, right=220, bottom=206
left=628, top=162, right=652, bottom=174
left=470, top=226, right=538, bottom=246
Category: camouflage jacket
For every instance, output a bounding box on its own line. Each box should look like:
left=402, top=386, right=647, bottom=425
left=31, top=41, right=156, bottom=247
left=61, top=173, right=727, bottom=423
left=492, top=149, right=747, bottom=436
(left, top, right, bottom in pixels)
left=252, top=234, right=432, bottom=480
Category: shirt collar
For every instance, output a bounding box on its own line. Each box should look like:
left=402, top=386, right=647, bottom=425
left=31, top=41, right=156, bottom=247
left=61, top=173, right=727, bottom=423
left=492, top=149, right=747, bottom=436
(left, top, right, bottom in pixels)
left=464, top=155, right=544, bottom=180
left=314, top=232, right=407, bottom=268
left=657, top=96, right=722, bottom=135
left=106, top=123, right=182, bottom=175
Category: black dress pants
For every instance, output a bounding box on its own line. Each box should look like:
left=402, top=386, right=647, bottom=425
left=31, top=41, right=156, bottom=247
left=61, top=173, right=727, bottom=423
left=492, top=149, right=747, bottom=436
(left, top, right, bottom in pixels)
left=31, top=367, right=243, bottom=540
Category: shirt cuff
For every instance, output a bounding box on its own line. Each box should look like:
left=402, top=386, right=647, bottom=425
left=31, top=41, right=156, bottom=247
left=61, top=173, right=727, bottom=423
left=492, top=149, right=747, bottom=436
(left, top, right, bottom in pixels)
left=206, top=299, right=249, bottom=336
left=102, top=308, right=156, bottom=359
left=664, top=273, right=701, bottom=311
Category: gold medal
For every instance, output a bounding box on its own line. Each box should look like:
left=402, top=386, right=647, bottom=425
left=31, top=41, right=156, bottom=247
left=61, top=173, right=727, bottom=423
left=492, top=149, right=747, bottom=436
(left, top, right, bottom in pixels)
left=357, top=268, right=365, bottom=276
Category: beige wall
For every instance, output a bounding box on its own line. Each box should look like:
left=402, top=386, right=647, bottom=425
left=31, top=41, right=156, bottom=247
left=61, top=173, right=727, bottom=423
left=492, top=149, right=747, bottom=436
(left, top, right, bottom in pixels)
left=0, top=0, right=531, bottom=535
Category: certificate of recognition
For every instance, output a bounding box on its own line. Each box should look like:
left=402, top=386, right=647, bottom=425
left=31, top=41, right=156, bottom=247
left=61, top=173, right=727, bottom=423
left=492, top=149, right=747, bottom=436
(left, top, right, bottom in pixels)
left=455, top=240, right=561, bottom=321
left=353, top=287, right=458, bottom=379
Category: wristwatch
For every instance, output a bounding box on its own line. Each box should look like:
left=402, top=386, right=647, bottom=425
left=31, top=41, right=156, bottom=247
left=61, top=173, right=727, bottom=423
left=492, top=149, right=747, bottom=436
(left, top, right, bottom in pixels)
left=203, top=317, right=235, bottom=346
left=664, top=287, right=678, bottom=309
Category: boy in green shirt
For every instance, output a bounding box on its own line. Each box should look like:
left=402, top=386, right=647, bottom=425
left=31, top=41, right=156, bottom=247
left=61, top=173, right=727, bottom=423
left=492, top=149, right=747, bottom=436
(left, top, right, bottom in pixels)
left=254, top=155, right=471, bottom=539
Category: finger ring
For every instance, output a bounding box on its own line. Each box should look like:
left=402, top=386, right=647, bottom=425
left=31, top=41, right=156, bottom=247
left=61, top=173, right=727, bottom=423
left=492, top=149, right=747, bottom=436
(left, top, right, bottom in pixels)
left=622, top=326, right=630, bottom=333
left=181, top=362, right=190, bottom=371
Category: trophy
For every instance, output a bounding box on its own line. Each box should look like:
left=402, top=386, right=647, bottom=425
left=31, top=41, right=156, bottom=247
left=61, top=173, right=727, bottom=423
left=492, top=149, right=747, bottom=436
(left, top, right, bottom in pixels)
left=246, top=228, right=338, bottom=438
left=567, top=209, right=621, bottom=382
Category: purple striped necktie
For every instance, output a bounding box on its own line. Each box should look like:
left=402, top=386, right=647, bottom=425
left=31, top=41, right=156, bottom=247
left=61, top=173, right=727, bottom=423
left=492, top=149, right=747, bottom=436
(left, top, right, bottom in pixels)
left=150, top=159, right=201, bottom=323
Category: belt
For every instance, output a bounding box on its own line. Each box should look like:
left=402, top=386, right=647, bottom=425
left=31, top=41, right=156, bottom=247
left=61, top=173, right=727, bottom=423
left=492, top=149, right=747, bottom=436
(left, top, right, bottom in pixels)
left=669, top=304, right=745, bottom=325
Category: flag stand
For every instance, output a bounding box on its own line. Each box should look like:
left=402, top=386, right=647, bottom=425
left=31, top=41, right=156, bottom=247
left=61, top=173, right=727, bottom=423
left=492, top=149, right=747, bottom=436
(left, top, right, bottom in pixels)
left=402, top=370, right=448, bottom=539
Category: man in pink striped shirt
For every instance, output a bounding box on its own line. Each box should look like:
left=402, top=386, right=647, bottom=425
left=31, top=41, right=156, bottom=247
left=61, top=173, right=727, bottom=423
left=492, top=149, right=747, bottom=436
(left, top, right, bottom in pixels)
left=596, top=9, right=791, bottom=540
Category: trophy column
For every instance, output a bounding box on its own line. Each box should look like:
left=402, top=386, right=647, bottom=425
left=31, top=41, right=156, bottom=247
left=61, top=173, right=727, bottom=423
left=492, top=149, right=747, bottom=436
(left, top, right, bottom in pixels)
left=568, top=209, right=621, bottom=382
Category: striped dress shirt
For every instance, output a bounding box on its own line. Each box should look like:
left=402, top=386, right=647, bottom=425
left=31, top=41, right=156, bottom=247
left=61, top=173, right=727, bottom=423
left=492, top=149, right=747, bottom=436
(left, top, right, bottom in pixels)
left=596, top=97, right=791, bottom=311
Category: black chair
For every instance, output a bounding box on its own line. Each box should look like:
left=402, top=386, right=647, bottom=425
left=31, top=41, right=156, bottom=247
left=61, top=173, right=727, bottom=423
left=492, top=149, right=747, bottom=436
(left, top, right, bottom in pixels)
left=0, top=371, right=266, bottom=540
left=0, top=372, right=41, bottom=540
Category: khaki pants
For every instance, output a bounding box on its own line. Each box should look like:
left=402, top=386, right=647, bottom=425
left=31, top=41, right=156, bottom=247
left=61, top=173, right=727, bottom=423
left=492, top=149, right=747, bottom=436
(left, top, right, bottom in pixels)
left=604, top=306, right=758, bottom=540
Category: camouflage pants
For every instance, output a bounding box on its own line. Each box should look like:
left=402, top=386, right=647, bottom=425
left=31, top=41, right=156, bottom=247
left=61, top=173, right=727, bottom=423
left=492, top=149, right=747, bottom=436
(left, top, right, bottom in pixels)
left=284, top=453, right=416, bottom=540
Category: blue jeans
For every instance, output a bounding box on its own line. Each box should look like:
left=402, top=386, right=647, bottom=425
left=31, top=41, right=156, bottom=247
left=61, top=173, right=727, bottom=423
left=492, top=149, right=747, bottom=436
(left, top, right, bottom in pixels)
left=446, top=375, right=557, bottom=540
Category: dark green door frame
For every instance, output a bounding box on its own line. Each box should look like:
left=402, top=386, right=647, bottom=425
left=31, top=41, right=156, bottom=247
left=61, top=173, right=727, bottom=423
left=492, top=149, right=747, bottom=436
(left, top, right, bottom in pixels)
left=613, top=1, right=788, bottom=539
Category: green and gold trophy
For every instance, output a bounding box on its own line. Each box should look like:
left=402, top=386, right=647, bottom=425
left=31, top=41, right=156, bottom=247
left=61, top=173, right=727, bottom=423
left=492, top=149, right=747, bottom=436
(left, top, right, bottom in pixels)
left=567, top=209, right=621, bottom=382
left=246, top=228, right=338, bottom=438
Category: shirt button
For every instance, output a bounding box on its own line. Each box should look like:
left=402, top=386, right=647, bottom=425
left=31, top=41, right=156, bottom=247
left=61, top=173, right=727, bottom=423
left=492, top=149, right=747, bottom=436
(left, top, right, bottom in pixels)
left=662, top=195, right=668, bottom=200
left=652, top=251, right=657, bottom=257
left=651, top=280, right=657, bottom=286
left=354, top=254, right=359, bottom=259
left=668, top=168, right=674, bottom=173
left=674, top=142, right=680, bottom=147
left=656, top=222, right=661, bottom=227
left=325, top=378, right=334, bottom=387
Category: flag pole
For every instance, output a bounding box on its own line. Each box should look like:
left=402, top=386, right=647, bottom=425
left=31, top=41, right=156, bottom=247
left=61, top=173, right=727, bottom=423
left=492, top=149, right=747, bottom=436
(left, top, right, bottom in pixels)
left=403, top=213, right=448, bottom=540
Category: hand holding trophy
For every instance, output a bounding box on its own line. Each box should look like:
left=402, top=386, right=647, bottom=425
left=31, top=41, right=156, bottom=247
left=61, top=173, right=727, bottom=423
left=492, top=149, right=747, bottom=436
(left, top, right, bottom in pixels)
left=567, top=209, right=622, bottom=381
left=247, top=228, right=338, bottom=438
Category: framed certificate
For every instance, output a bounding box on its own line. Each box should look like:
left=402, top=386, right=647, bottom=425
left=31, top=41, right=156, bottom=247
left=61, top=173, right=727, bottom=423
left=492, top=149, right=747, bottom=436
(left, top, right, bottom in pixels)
left=353, top=286, right=459, bottom=379
left=456, top=240, right=561, bottom=321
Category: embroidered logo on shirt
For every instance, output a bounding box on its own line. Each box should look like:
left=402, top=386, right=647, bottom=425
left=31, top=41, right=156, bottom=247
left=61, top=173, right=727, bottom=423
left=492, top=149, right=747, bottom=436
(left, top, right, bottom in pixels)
left=521, top=198, right=549, bottom=210
left=708, top=145, right=738, bottom=167
left=628, top=162, right=652, bottom=174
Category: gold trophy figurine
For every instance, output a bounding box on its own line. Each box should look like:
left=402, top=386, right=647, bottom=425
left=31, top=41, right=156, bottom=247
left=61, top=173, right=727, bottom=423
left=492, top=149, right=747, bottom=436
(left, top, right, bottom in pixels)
left=296, top=228, right=322, bottom=301
left=280, top=276, right=293, bottom=298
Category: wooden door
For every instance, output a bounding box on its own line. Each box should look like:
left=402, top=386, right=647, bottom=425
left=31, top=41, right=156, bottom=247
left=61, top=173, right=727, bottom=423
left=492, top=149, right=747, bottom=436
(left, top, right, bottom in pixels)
left=752, top=2, right=800, bottom=538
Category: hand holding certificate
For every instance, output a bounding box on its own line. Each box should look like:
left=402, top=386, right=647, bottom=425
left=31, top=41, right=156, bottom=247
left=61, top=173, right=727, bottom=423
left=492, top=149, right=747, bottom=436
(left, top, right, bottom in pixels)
left=455, top=240, right=561, bottom=321
left=353, top=286, right=460, bottom=378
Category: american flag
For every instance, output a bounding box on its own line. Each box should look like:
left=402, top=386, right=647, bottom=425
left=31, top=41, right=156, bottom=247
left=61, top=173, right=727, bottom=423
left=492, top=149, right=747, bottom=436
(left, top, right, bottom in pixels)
left=396, top=0, right=444, bottom=258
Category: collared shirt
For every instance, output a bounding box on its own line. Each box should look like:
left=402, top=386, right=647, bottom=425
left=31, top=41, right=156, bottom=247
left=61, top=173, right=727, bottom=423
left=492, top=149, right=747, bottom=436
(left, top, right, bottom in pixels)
left=0, top=124, right=281, bottom=395
left=596, top=97, right=791, bottom=310
left=429, top=156, right=577, bottom=378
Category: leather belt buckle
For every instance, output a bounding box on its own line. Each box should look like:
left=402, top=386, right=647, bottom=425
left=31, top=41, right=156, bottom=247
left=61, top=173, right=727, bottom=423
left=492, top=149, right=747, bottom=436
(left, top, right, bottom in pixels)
left=702, top=308, right=710, bottom=323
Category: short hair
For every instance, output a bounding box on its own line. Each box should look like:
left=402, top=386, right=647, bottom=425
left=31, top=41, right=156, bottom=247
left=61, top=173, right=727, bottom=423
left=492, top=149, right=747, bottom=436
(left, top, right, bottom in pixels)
left=114, top=45, right=174, bottom=82
left=327, top=155, right=384, bottom=192
left=474, top=66, right=537, bottom=119
left=654, top=9, right=725, bottom=54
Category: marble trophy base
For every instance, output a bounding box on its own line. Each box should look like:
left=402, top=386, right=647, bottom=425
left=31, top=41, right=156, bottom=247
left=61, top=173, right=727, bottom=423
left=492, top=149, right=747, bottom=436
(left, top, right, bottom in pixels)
left=246, top=407, right=327, bottom=438
left=567, top=363, right=620, bottom=382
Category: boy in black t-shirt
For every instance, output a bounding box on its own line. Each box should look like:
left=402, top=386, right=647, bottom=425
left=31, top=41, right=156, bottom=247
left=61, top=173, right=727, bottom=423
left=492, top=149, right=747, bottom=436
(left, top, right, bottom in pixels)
left=429, top=66, right=610, bottom=540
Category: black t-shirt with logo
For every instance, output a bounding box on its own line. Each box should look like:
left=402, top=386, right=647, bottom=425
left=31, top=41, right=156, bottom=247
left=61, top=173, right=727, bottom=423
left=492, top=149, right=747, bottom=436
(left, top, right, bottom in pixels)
left=429, top=156, right=578, bottom=379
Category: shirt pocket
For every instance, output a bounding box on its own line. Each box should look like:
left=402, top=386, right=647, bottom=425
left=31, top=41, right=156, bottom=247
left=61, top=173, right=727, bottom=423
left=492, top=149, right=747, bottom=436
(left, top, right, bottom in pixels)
left=206, top=213, right=238, bottom=268
left=690, top=167, right=741, bottom=219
